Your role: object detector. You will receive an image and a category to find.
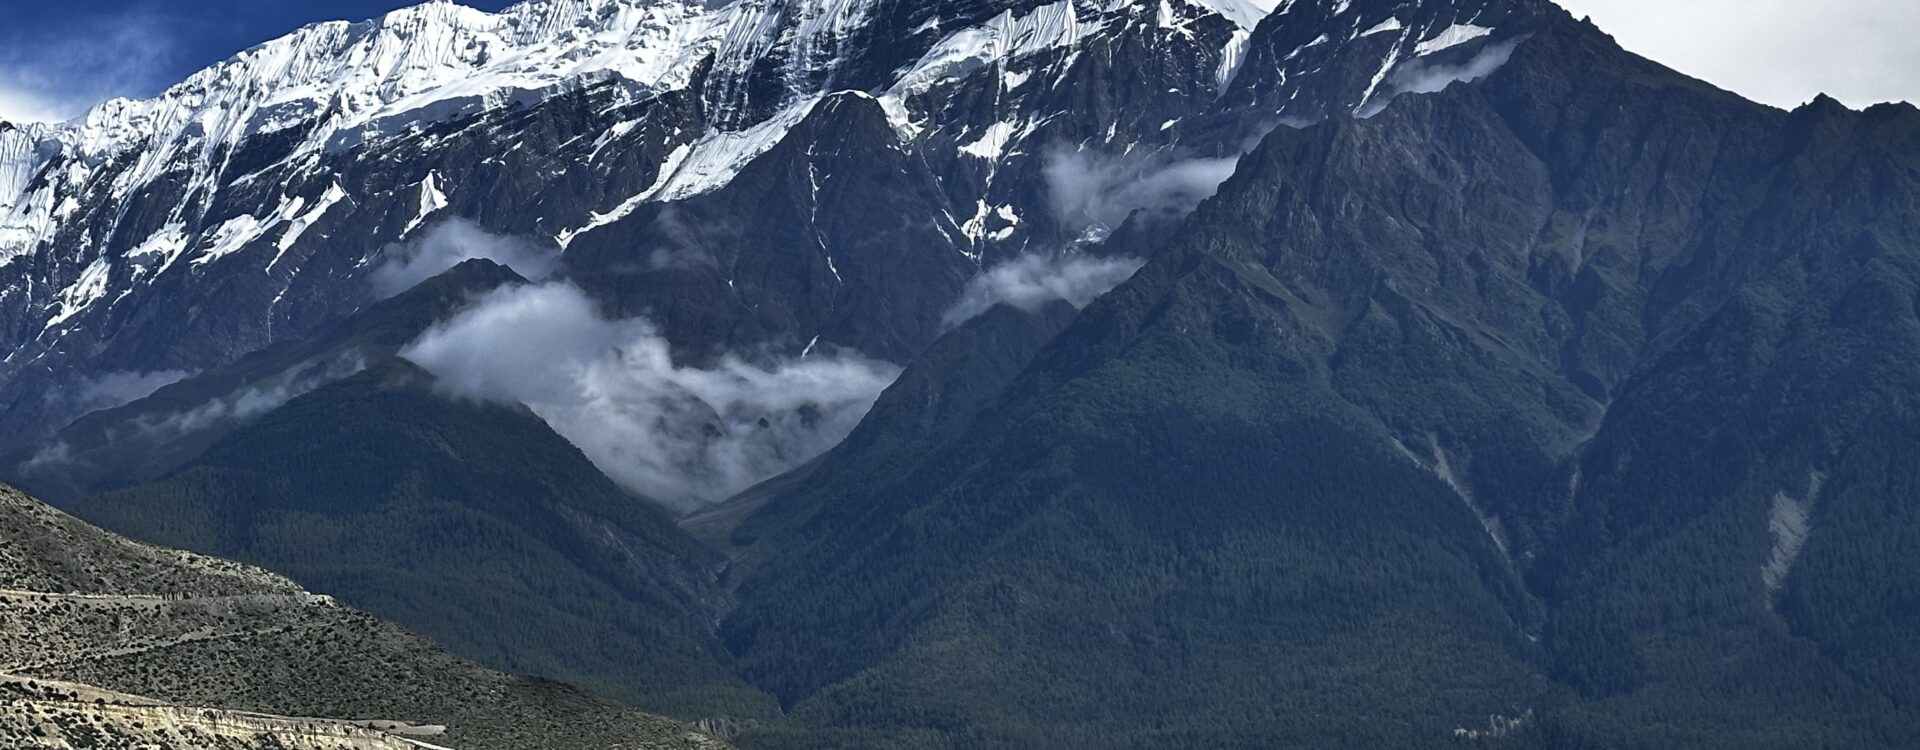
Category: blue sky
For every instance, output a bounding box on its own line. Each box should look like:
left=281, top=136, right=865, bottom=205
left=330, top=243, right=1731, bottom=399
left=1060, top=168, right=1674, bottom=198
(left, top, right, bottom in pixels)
left=0, top=0, right=1916, bottom=123
left=0, top=0, right=518, bottom=123
left=1554, top=0, right=1920, bottom=109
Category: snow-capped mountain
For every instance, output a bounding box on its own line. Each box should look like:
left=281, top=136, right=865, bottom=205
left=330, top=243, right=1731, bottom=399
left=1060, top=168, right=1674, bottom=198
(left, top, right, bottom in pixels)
left=16, top=0, right=1920, bottom=745
left=0, top=0, right=1555, bottom=446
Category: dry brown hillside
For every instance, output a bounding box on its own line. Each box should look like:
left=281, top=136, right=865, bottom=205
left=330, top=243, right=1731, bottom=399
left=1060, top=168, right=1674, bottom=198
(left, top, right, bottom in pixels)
left=0, top=483, right=728, bottom=750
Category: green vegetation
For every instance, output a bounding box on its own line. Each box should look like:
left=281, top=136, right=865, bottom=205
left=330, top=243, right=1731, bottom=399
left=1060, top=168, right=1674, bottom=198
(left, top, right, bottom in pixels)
left=24, top=9, right=1920, bottom=750
left=7, top=258, right=528, bottom=503
left=725, top=253, right=1572, bottom=749
left=716, top=18, right=1920, bottom=749
left=72, top=361, right=775, bottom=721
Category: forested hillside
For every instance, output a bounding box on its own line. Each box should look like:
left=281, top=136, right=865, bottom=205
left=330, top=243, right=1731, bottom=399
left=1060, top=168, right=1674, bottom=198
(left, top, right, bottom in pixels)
left=73, top=360, right=773, bottom=719
left=716, top=13, right=1920, bottom=749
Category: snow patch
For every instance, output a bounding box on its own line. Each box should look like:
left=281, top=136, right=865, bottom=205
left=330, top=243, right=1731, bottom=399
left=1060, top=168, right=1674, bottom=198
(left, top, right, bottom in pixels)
left=650, top=97, right=819, bottom=203
left=990, top=204, right=1021, bottom=242
left=193, top=214, right=274, bottom=267
left=589, top=119, right=644, bottom=162
left=960, top=121, right=1018, bottom=161
left=870, top=93, right=925, bottom=141
left=125, top=225, right=191, bottom=275
left=194, top=185, right=347, bottom=268
left=1357, top=40, right=1518, bottom=117
left=1355, top=26, right=1412, bottom=113
left=401, top=172, right=450, bottom=238
left=560, top=93, right=825, bottom=247
left=272, top=182, right=348, bottom=265
left=1415, top=24, right=1494, bottom=55
left=43, top=257, right=111, bottom=330
left=557, top=142, right=692, bottom=250
left=0, top=182, right=59, bottom=268
left=891, top=0, right=1106, bottom=100
left=1217, top=28, right=1255, bottom=91
left=1358, top=18, right=1402, bottom=38
left=1763, top=471, right=1825, bottom=593
left=1185, top=0, right=1280, bottom=31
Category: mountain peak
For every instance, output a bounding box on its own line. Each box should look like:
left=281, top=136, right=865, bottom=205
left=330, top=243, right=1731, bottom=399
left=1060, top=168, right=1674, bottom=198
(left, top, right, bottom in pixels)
left=0, top=0, right=1555, bottom=448
left=63, top=0, right=713, bottom=157
left=1797, top=92, right=1852, bottom=114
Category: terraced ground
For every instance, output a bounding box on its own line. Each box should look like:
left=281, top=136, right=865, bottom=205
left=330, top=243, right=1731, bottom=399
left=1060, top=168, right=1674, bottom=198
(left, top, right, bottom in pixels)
left=0, top=483, right=730, bottom=750
left=0, top=675, right=448, bottom=750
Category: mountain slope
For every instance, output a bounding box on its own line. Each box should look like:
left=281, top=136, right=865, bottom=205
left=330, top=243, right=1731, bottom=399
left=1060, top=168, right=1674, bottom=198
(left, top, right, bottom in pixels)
left=690, top=298, right=1080, bottom=559
left=5, top=257, right=526, bottom=502
left=0, top=0, right=1555, bottom=453
left=68, top=360, right=773, bottom=720
left=8, top=0, right=1919, bottom=748
left=0, top=481, right=727, bottom=750
left=718, top=10, right=1920, bottom=749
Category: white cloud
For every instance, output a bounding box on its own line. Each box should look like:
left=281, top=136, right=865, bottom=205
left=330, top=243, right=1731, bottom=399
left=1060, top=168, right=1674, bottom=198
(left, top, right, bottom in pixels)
left=1358, top=41, right=1519, bottom=118
left=132, top=355, right=367, bottom=440
left=1043, top=148, right=1241, bottom=233
left=643, top=205, right=720, bottom=272
left=1553, top=0, right=1920, bottom=109
left=942, top=252, right=1146, bottom=327
left=0, top=9, right=184, bottom=123
left=0, top=88, right=74, bottom=125
left=18, top=355, right=364, bottom=476
left=402, top=282, right=902, bottom=511
left=68, top=369, right=195, bottom=415
left=370, top=218, right=560, bottom=297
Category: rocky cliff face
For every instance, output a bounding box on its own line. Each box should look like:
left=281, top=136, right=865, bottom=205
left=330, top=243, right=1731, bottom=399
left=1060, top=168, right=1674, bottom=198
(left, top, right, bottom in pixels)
left=713, top=8, right=1920, bottom=747
left=11, top=1, right=1920, bottom=748
left=0, top=0, right=1552, bottom=448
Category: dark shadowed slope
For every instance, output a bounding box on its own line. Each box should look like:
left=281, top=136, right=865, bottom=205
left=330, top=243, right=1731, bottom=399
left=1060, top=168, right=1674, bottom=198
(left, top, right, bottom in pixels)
left=687, top=298, right=1081, bottom=554
left=5, top=258, right=527, bottom=502
left=719, top=10, right=1920, bottom=749
left=69, top=360, right=775, bottom=721
left=0, top=0, right=1565, bottom=451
